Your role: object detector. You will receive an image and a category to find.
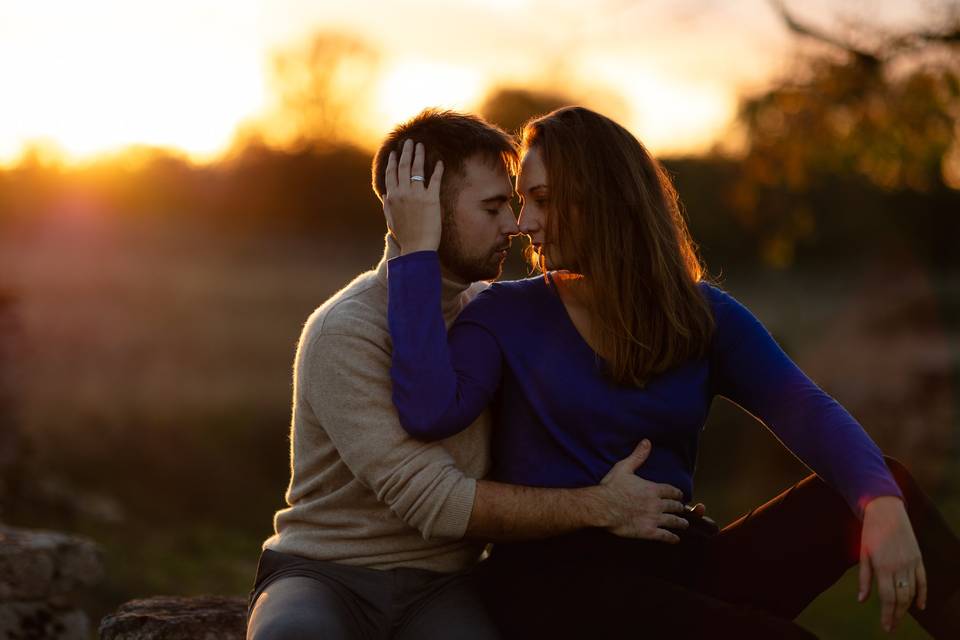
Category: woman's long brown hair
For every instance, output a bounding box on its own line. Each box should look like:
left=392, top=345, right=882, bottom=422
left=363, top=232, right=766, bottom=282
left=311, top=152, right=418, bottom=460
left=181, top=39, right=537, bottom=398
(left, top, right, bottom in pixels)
left=521, top=106, right=715, bottom=387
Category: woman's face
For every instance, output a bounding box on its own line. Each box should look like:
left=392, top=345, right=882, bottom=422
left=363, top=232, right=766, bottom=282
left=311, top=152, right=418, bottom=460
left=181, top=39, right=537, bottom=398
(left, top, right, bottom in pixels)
left=517, top=146, right=564, bottom=268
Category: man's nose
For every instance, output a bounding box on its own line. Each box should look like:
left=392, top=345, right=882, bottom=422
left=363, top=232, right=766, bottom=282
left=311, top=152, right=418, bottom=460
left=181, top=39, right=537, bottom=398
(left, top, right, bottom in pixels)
left=518, top=207, right=539, bottom=235
left=501, top=206, right=520, bottom=234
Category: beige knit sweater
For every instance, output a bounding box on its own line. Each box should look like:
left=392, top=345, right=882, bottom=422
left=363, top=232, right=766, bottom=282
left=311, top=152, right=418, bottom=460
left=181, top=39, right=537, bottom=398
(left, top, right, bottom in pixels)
left=262, top=235, right=492, bottom=572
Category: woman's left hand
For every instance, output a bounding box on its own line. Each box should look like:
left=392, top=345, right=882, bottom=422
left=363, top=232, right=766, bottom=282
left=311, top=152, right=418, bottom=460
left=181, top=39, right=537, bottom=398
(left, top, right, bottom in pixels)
left=382, top=139, right=444, bottom=254
left=858, top=496, right=927, bottom=633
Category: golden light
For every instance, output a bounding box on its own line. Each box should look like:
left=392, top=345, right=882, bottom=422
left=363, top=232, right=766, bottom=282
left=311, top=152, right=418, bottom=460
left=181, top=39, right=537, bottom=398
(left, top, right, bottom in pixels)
left=581, top=56, right=738, bottom=156
left=372, top=60, right=484, bottom=138
left=0, top=0, right=266, bottom=167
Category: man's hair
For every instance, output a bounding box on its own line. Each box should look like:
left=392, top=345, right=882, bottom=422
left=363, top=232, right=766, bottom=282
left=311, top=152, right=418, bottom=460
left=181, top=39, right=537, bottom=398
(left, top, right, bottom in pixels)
left=372, top=109, right=519, bottom=215
left=521, top=106, right=715, bottom=388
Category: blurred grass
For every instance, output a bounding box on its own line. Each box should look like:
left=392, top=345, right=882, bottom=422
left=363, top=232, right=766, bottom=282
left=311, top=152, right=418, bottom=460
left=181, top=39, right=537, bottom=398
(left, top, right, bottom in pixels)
left=1, top=220, right=957, bottom=639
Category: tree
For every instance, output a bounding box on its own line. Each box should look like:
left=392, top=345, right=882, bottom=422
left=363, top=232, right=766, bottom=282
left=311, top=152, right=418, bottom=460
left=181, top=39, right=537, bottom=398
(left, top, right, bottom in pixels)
left=263, top=32, right=380, bottom=149
left=725, top=1, right=960, bottom=266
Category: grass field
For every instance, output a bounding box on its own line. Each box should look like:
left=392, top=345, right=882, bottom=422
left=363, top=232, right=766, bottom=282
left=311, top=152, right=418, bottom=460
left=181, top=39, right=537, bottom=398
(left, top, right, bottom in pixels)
left=1, top=217, right=957, bottom=638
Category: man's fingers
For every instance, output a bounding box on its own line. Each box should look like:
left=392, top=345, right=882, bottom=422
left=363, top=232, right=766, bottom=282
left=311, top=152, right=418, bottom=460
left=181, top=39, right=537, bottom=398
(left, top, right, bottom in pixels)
left=653, top=528, right=681, bottom=544
left=655, top=484, right=684, bottom=501
left=398, top=139, right=413, bottom=184
left=916, top=562, right=928, bottom=611
left=385, top=151, right=398, bottom=194
left=620, top=439, right=651, bottom=472
left=660, top=499, right=685, bottom=514
left=411, top=142, right=426, bottom=187
left=659, top=513, right=690, bottom=530
left=428, top=160, right=444, bottom=195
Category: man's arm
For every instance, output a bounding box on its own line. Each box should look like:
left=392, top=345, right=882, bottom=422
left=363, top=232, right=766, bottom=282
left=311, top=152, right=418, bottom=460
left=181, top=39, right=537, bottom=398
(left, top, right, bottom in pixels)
left=467, top=439, right=690, bottom=543
left=307, top=332, right=690, bottom=542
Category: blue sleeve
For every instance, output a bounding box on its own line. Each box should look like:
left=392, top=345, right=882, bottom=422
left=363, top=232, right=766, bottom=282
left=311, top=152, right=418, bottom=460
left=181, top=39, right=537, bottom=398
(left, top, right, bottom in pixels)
left=707, top=286, right=903, bottom=519
left=387, top=251, right=502, bottom=441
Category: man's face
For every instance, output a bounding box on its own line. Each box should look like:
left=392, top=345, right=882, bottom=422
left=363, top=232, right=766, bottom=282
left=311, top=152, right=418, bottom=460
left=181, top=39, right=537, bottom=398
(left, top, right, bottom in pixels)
left=438, top=155, right=518, bottom=283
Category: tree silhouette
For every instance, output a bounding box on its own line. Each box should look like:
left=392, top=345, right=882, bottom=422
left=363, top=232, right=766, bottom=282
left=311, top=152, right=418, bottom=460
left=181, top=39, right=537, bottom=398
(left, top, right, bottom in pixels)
left=479, top=87, right=574, bottom=136
left=265, top=32, right=380, bottom=149
left=724, top=1, right=960, bottom=266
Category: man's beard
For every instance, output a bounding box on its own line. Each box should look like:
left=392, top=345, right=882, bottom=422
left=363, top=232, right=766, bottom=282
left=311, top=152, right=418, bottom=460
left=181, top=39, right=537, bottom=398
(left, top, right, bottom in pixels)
left=438, top=214, right=505, bottom=283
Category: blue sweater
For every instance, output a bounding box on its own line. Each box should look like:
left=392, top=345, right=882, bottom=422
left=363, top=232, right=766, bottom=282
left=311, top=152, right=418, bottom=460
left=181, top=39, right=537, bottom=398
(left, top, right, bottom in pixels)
left=387, top=251, right=902, bottom=519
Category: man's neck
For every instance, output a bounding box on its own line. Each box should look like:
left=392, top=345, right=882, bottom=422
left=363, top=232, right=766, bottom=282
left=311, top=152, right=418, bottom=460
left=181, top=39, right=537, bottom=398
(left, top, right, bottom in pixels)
left=376, top=233, right=477, bottom=322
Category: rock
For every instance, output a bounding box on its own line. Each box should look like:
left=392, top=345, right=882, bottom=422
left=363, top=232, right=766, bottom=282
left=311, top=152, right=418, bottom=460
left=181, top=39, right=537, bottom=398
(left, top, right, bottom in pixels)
left=0, top=525, right=104, bottom=601
left=98, top=595, right=247, bottom=640
left=0, top=599, right=89, bottom=640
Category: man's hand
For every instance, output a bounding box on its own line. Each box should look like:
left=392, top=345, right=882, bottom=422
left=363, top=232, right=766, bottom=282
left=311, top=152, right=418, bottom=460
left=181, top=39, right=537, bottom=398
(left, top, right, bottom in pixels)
left=383, top=139, right=444, bottom=254
left=858, top=496, right=927, bottom=633
left=592, top=439, right=691, bottom=542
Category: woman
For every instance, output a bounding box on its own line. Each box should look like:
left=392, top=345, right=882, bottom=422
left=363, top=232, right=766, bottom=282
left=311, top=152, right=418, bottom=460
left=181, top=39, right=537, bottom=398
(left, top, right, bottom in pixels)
left=382, top=106, right=959, bottom=638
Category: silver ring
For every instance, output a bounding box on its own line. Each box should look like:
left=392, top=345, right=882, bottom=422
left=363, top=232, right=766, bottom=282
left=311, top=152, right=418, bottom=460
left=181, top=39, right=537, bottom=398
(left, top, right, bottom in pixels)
left=409, top=175, right=425, bottom=183
left=896, top=580, right=910, bottom=589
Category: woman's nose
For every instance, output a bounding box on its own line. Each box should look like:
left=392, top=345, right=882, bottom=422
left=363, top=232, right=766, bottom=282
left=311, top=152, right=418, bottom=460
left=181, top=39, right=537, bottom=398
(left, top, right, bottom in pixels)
left=518, top=206, right=540, bottom=234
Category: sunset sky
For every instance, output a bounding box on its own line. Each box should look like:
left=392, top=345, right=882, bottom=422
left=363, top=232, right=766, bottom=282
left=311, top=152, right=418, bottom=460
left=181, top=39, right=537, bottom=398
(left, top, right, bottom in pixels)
left=0, top=0, right=933, bottom=166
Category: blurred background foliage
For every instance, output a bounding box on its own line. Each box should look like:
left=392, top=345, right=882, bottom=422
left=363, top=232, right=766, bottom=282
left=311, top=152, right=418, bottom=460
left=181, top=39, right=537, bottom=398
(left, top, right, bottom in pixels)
left=0, top=2, right=958, bottom=638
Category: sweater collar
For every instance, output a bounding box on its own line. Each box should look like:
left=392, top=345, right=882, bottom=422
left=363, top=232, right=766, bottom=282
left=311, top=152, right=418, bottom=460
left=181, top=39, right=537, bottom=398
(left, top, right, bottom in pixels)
left=374, top=233, right=475, bottom=322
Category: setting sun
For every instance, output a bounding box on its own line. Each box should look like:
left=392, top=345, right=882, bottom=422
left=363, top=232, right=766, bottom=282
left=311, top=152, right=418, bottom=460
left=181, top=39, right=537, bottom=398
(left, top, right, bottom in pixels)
left=0, top=0, right=266, bottom=165
left=373, top=61, right=484, bottom=138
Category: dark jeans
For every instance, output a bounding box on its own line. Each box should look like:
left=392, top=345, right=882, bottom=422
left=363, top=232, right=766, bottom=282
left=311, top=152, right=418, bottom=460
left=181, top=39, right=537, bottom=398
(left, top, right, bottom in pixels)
left=477, top=456, right=960, bottom=639
left=245, top=550, right=500, bottom=640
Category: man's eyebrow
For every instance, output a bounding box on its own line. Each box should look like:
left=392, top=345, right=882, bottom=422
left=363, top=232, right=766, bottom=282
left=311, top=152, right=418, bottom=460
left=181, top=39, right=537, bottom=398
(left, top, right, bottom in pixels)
left=480, top=193, right=512, bottom=204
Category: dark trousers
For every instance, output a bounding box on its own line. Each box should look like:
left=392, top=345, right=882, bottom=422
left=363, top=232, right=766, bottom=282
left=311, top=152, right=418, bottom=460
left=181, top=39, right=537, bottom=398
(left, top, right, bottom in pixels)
left=477, top=457, right=960, bottom=639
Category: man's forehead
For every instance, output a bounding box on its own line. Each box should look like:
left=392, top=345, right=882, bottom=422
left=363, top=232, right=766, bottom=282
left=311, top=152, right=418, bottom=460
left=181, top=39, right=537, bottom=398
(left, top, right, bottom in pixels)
left=459, top=154, right=514, bottom=194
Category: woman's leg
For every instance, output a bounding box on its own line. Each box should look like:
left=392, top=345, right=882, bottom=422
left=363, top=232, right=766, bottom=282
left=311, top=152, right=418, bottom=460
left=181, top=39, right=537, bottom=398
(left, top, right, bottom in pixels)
left=694, top=456, right=960, bottom=637
left=476, top=532, right=819, bottom=639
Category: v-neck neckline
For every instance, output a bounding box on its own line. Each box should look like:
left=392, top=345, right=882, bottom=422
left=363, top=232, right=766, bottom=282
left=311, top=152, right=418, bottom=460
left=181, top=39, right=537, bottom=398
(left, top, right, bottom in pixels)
left=542, top=271, right=606, bottom=364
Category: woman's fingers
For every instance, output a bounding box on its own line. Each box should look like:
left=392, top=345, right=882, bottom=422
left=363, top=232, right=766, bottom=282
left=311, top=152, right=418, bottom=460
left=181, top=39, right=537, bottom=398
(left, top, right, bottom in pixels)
left=398, top=139, right=413, bottom=185
left=385, top=151, right=398, bottom=195
left=858, top=548, right=872, bottom=603
left=411, top=142, right=426, bottom=187
left=878, top=572, right=897, bottom=632
left=916, top=561, right=928, bottom=610
left=428, top=160, right=444, bottom=196
left=892, top=573, right=914, bottom=630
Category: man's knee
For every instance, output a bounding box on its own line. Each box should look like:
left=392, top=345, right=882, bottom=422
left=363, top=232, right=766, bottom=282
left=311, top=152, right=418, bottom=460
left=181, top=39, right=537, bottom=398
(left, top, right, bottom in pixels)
left=246, top=577, right=363, bottom=640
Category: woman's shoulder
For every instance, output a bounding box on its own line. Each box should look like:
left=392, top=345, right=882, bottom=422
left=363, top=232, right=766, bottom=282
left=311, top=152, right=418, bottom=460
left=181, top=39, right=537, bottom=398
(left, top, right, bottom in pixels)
left=458, top=274, right=548, bottom=323
left=697, top=280, right=747, bottom=317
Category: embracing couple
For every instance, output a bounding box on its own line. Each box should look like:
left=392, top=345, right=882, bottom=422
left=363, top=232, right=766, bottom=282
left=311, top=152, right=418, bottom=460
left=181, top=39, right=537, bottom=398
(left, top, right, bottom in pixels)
left=245, top=107, right=959, bottom=639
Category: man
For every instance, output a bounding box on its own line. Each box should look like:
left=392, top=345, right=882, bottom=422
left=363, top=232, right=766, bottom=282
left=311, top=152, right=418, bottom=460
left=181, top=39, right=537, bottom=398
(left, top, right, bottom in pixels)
left=245, top=109, right=693, bottom=640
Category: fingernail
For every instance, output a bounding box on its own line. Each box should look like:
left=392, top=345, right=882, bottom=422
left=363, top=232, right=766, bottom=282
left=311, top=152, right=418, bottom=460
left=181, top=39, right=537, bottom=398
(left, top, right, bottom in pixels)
left=857, top=591, right=864, bottom=602
left=641, top=439, right=650, bottom=448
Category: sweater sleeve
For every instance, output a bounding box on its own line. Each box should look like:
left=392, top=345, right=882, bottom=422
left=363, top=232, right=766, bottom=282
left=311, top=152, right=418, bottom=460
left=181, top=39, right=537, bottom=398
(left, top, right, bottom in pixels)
left=387, top=251, right=503, bottom=441
left=303, top=332, right=477, bottom=541
left=708, top=286, right=903, bottom=520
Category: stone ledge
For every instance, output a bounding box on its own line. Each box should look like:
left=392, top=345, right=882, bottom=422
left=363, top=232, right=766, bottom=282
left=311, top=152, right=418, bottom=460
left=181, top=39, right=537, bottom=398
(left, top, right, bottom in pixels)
left=0, top=600, right=89, bottom=640
left=99, top=595, right=247, bottom=640
left=0, top=524, right=104, bottom=601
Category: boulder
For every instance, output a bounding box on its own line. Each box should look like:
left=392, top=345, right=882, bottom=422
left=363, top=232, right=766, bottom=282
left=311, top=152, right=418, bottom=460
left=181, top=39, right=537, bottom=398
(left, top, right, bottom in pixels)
left=0, top=525, right=104, bottom=601
left=98, top=595, right=247, bottom=640
left=0, top=599, right=89, bottom=640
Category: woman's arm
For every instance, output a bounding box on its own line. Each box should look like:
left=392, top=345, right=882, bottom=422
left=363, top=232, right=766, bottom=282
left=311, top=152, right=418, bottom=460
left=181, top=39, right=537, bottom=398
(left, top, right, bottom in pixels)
left=707, top=286, right=904, bottom=519
left=388, top=251, right=503, bottom=440
left=382, top=139, right=504, bottom=441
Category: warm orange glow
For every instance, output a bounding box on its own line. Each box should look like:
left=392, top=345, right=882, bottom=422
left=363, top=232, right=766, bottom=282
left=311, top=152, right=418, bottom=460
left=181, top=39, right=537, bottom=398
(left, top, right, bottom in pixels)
left=0, top=0, right=935, bottom=167
left=369, top=61, right=484, bottom=143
